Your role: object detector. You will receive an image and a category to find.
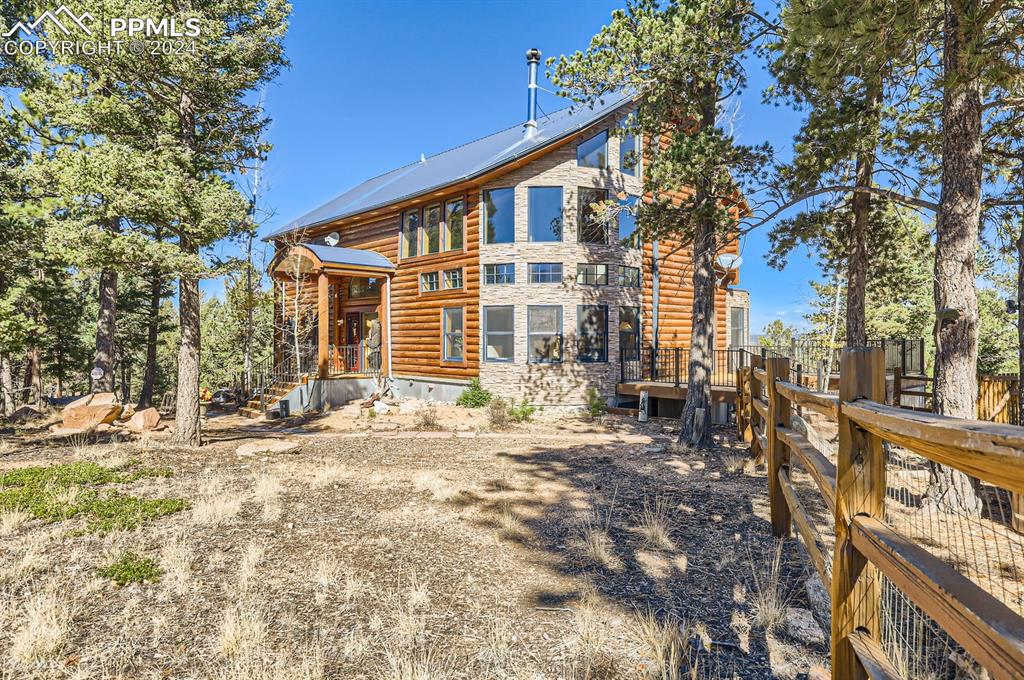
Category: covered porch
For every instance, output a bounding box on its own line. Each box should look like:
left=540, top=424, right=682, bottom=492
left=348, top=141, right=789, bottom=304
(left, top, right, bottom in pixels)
left=269, top=243, right=396, bottom=380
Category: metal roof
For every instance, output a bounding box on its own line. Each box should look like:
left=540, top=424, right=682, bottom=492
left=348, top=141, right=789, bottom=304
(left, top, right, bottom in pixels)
left=304, top=244, right=395, bottom=271
left=266, top=91, right=633, bottom=240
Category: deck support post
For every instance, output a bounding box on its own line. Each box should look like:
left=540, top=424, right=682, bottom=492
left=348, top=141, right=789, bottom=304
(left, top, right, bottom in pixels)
left=317, top=271, right=329, bottom=379
left=832, top=347, right=885, bottom=680
left=749, top=354, right=763, bottom=464
left=765, top=357, right=791, bottom=538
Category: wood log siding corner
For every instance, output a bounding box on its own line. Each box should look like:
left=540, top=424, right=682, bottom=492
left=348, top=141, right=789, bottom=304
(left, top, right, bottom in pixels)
left=734, top=346, right=1024, bottom=679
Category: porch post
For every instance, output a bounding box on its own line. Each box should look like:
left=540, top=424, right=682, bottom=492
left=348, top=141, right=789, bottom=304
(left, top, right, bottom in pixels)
left=318, top=271, right=329, bottom=378
left=384, top=274, right=393, bottom=377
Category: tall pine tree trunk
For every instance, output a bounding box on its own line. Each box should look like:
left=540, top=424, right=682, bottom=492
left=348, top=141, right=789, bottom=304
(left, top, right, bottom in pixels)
left=0, top=353, right=14, bottom=416
left=1017, top=225, right=1023, bottom=425
left=93, top=268, right=117, bottom=393
left=22, top=347, right=42, bottom=405
left=927, top=0, right=983, bottom=514
left=846, top=81, right=881, bottom=347
left=679, top=90, right=718, bottom=447
left=173, top=261, right=202, bottom=445
left=137, top=271, right=162, bottom=409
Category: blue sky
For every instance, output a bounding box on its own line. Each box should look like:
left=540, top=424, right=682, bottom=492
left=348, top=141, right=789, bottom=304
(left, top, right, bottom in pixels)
left=208, top=0, right=825, bottom=334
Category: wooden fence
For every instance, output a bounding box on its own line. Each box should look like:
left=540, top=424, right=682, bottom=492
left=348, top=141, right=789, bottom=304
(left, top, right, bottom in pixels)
left=735, top=348, right=1024, bottom=680
left=978, top=374, right=1021, bottom=426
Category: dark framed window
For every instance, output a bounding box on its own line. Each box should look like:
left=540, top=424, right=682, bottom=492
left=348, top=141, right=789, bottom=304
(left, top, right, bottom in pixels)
left=443, top=268, right=463, bottom=289
left=618, top=195, right=639, bottom=247
left=528, top=305, right=562, bottom=363
left=617, top=265, right=640, bottom=288
left=443, top=307, right=464, bottom=361
left=529, top=263, right=563, bottom=284
left=577, top=130, right=608, bottom=169
left=619, top=306, right=640, bottom=360
left=445, top=199, right=464, bottom=251
left=484, top=263, right=515, bottom=285
left=577, top=305, right=608, bottom=362
left=576, top=263, right=608, bottom=286
left=620, top=131, right=639, bottom=175
left=527, top=186, right=563, bottom=242
left=483, top=306, right=514, bottom=362
left=420, top=271, right=439, bottom=292
left=483, top=188, right=515, bottom=244
left=349, top=277, right=382, bottom=299
left=422, top=204, right=441, bottom=255
left=401, top=209, right=420, bottom=258
left=578, top=187, right=609, bottom=244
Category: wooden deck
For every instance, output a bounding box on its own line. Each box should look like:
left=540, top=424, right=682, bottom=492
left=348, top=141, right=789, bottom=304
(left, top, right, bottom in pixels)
left=616, top=380, right=737, bottom=403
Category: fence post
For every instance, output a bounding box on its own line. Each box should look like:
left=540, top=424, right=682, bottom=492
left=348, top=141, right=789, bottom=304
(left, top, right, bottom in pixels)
left=900, top=338, right=907, bottom=375
left=736, top=367, right=745, bottom=439
left=674, top=347, right=681, bottom=387
left=749, top=354, right=763, bottom=463
left=765, top=357, right=792, bottom=538
left=651, top=345, right=658, bottom=382
left=832, top=347, right=886, bottom=679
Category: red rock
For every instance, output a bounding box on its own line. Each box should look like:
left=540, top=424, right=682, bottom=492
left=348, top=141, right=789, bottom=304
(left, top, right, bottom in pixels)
left=127, top=407, right=161, bottom=432
left=62, top=403, right=122, bottom=430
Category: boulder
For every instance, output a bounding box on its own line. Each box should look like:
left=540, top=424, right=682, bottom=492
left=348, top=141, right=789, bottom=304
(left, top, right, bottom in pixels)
left=784, top=607, right=825, bottom=646
left=9, top=405, right=43, bottom=423
left=65, top=394, right=94, bottom=410
left=236, top=439, right=300, bottom=457
left=62, top=403, right=122, bottom=431
left=339, top=404, right=362, bottom=418
left=90, top=392, right=119, bottom=406
left=398, top=399, right=425, bottom=415
left=127, top=407, right=161, bottom=432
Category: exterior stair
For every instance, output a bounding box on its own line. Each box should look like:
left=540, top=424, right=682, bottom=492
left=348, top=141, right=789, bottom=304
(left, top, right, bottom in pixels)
left=239, top=380, right=301, bottom=419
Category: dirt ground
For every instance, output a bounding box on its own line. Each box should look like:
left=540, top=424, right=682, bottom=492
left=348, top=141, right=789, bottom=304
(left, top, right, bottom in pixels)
left=0, top=410, right=829, bottom=679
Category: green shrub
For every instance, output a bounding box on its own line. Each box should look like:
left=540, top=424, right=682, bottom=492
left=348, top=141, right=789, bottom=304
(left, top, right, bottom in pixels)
left=98, top=551, right=162, bottom=585
left=508, top=399, right=538, bottom=423
left=584, top=388, right=607, bottom=420
left=456, top=378, right=493, bottom=408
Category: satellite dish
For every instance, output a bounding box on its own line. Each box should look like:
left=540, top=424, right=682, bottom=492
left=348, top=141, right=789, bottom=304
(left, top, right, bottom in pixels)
left=324, top=232, right=340, bottom=247
left=90, top=367, right=104, bottom=380
left=716, top=253, right=743, bottom=270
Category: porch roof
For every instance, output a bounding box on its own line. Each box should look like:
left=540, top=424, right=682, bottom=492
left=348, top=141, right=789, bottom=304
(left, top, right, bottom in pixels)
left=270, top=243, right=396, bottom=278
left=305, top=244, right=395, bottom=272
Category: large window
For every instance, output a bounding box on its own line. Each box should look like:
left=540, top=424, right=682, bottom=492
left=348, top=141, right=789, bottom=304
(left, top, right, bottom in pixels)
left=577, top=130, right=608, bottom=169
left=484, top=263, right=515, bottom=285
left=528, top=187, right=563, bottom=242
left=577, top=263, right=608, bottom=286
left=617, top=265, right=640, bottom=288
left=484, top=188, right=515, bottom=244
left=618, top=195, right=639, bottom=247
left=401, top=199, right=464, bottom=257
left=528, top=306, right=562, bottom=363
left=349, top=277, right=382, bottom=299
left=730, top=306, right=748, bottom=347
left=483, top=306, right=514, bottom=362
left=443, top=307, right=464, bottom=361
left=620, top=131, right=639, bottom=175
left=577, top=305, right=608, bottom=362
left=578, top=187, right=609, bottom=244
left=422, top=204, right=441, bottom=255
left=420, top=271, right=439, bottom=292
left=619, top=306, right=640, bottom=360
left=444, top=268, right=463, bottom=289
left=401, top=209, right=420, bottom=258
left=529, top=263, right=563, bottom=284
left=445, top=199, right=464, bottom=251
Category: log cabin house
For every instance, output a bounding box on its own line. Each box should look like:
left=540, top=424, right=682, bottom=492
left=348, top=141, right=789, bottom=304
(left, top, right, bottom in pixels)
left=252, top=50, right=748, bottom=419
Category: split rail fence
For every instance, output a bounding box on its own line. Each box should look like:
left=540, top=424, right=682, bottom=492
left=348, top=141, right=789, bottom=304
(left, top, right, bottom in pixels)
left=734, top=347, right=1024, bottom=680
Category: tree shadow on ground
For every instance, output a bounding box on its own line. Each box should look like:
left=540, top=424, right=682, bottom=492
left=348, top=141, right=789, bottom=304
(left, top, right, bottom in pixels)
left=459, top=425, right=828, bottom=678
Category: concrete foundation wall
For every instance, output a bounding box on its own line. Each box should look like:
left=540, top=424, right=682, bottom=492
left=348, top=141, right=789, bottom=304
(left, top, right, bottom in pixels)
left=390, top=375, right=469, bottom=403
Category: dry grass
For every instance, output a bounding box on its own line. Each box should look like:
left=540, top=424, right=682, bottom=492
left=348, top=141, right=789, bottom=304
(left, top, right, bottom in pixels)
left=722, top=453, right=753, bottom=474
left=217, top=601, right=268, bottom=658
left=0, top=508, right=30, bottom=536
left=310, top=462, right=348, bottom=488
left=628, top=607, right=692, bottom=680
left=414, top=405, right=442, bottom=431
left=749, top=541, right=791, bottom=634
left=412, top=471, right=462, bottom=503
left=498, top=500, right=527, bottom=540
left=561, top=591, right=619, bottom=678
left=312, top=555, right=343, bottom=606
left=253, top=473, right=284, bottom=521
left=192, top=477, right=243, bottom=526
left=159, top=530, right=195, bottom=596
left=233, top=542, right=264, bottom=597
left=1, top=532, right=49, bottom=584
left=637, top=495, right=675, bottom=551
left=9, top=586, right=75, bottom=663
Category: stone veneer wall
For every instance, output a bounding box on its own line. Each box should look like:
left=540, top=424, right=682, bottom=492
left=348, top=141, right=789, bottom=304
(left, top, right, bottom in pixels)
left=477, top=116, right=644, bottom=406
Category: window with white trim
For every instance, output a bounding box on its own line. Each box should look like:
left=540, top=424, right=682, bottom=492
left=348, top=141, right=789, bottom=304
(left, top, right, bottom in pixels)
left=443, top=307, right=464, bottom=361
left=528, top=306, right=562, bottom=363
left=483, top=306, right=514, bottom=362
left=577, top=305, right=608, bottom=362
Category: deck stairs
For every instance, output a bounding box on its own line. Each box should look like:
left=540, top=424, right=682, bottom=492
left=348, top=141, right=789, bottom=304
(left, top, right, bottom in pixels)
left=238, top=379, right=304, bottom=419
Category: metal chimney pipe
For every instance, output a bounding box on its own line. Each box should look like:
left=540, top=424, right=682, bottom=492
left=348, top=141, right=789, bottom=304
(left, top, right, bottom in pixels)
left=525, top=48, right=541, bottom=137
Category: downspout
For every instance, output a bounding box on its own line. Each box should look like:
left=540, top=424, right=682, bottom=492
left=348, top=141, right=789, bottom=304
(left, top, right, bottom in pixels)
left=385, top=274, right=394, bottom=380
left=651, top=240, right=660, bottom=349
